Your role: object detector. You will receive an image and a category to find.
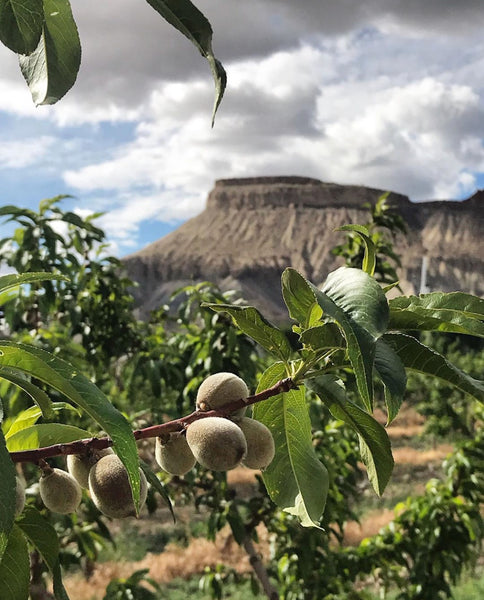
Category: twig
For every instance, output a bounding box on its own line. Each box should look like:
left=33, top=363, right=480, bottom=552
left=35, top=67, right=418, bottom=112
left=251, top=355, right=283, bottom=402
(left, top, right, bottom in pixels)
left=242, top=535, right=279, bottom=600
left=10, top=378, right=296, bottom=464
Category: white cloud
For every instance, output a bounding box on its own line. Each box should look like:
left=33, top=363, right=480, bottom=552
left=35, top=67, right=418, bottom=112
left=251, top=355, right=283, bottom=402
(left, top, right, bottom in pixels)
left=0, top=136, right=56, bottom=168
left=0, top=1, right=483, bottom=254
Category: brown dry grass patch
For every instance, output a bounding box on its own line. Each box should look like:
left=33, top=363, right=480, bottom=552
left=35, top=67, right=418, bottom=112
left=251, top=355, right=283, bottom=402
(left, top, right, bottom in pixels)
left=64, top=524, right=269, bottom=600
left=393, top=444, right=453, bottom=465
left=343, top=508, right=395, bottom=546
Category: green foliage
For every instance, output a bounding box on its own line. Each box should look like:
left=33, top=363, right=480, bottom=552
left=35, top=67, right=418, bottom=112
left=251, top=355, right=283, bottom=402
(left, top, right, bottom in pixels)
left=332, top=193, right=407, bottom=287
left=103, top=568, right=161, bottom=600
left=0, top=0, right=225, bottom=118
left=0, top=198, right=482, bottom=600
left=350, top=434, right=484, bottom=600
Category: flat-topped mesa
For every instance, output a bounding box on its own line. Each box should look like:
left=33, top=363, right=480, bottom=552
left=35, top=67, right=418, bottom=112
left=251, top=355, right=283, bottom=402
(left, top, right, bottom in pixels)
left=208, top=176, right=412, bottom=212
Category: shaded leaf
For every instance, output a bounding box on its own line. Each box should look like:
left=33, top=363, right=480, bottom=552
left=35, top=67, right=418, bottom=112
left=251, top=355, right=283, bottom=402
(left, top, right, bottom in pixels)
left=384, top=333, right=484, bottom=403
left=374, top=339, right=407, bottom=424
left=0, top=0, right=43, bottom=54
left=253, top=362, right=328, bottom=527
left=19, top=0, right=81, bottom=105
left=139, top=460, right=175, bottom=523
left=0, top=525, right=29, bottom=600
left=16, top=506, right=69, bottom=600
left=145, top=0, right=226, bottom=123
left=205, top=303, right=292, bottom=362
left=0, top=428, right=16, bottom=561
left=308, top=374, right=394, bottom=496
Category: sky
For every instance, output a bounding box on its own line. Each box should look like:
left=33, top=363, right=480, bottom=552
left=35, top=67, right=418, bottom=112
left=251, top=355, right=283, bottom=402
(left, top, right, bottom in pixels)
left=0, top=0, right=483, bottom=256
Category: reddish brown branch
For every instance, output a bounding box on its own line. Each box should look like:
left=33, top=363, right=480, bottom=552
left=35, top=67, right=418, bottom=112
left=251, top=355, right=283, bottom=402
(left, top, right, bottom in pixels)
left=9, top=377, right=296, bottom=464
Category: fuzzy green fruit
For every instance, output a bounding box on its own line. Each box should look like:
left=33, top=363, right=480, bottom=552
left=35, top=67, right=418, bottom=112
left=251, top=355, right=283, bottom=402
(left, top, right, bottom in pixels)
left=39, top=468, right=82, bottom=514
left=88, top=454, right=148, bottom=518
left=155, top=433, right=196, bottom=476
left=186, top=416, right=247, bottom=471
left=196, top=372, right=249, bottom=418
left=238, top=417, right=275, bottom=470
left=67, top=447, right=114, bottom=488
left=15, top=476, right=26, bottom=516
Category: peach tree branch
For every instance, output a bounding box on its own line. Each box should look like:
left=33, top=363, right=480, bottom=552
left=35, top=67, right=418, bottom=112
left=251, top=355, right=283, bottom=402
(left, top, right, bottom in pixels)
left=9, top=378, right=296, bottom=464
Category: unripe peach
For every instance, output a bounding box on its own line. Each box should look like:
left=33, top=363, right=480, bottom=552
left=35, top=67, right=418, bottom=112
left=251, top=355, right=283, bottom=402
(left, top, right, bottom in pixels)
left=238, top=417, right=275, bottom=470
left=155, top=433, right=196, bottom=476
left=67, top=447, right=114, bottom=488
left=196, top=372, right=249, bottom=418
left=88, top=454, right=147, bottom=518
left=15, top=476, right=26, bottom=516
left=186, top=416, right=247, bottom=471
left=39, top=468, right=82, bottom=514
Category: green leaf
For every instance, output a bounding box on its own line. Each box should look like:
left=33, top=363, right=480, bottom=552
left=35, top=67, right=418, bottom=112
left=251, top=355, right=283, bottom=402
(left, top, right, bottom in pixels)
left=6, top=423, right=89, bottom=451
left=145, top=0, right=226, bottom=124
left=309, top=267, right=389, bottom=411
left=389, top=292, right=484, bottom=337
left=384, top=333, right=484, bottom=403
left=5, top=402, right=81, bottom=439
left=0, top=342, right=141, bottom=512
left=253, top=362, right=328, bottom=527
left=0, top=526, right=29, bottom=600
left=308, top=375, right=394, bottom=496
left=0, top=271, right=69, bottom=294
left=16, top=506, right=69, bottom=600
left=204, top=303, right=292, bottom=363
left=374, top=339, right=407, bottom=424
left=19, top=0, right=81, bottom=105
left=281, top=268, right=321, bottom=328
left=0, top=0, right=43, bottom=54
left=0, top=428, right=16, bottom=561
left=299, top=323, right=345, bottom=353
left=336, top=225, right=376, bottom=276
left=139, top=460, right=175, bottom=524
left=0, top=367, right=54, bottom=420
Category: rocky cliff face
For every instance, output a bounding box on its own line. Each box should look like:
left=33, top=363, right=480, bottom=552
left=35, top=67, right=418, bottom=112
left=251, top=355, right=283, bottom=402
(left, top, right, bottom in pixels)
left=123, top=177, right=483, bottom=321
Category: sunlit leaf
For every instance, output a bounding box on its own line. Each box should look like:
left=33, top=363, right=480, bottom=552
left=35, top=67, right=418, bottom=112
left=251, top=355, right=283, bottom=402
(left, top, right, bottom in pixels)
left=253, top=362, right=328, bottom=527
left=0, top=272, right=68, bottom=294
left=6, top=423, right=89, bottom=451
left=5, top=402, right=81, bottom=439
left=389, top=292, right=484, bottom=337
left=336, top=224, right=376, bottom=276
left=205, top=303, right=292, bottom=363
left=309, top=267, right=389, bottom=410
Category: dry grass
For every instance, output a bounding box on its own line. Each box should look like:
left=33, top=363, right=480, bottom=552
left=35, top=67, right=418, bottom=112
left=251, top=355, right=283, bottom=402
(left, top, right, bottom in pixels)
left=393, top=444, right=453, bottom=465
left=343, top=508, right=395, bottom=546
left=63, top=407, right=451, bottom=599
left=64, top=524, right=269, bottom=600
